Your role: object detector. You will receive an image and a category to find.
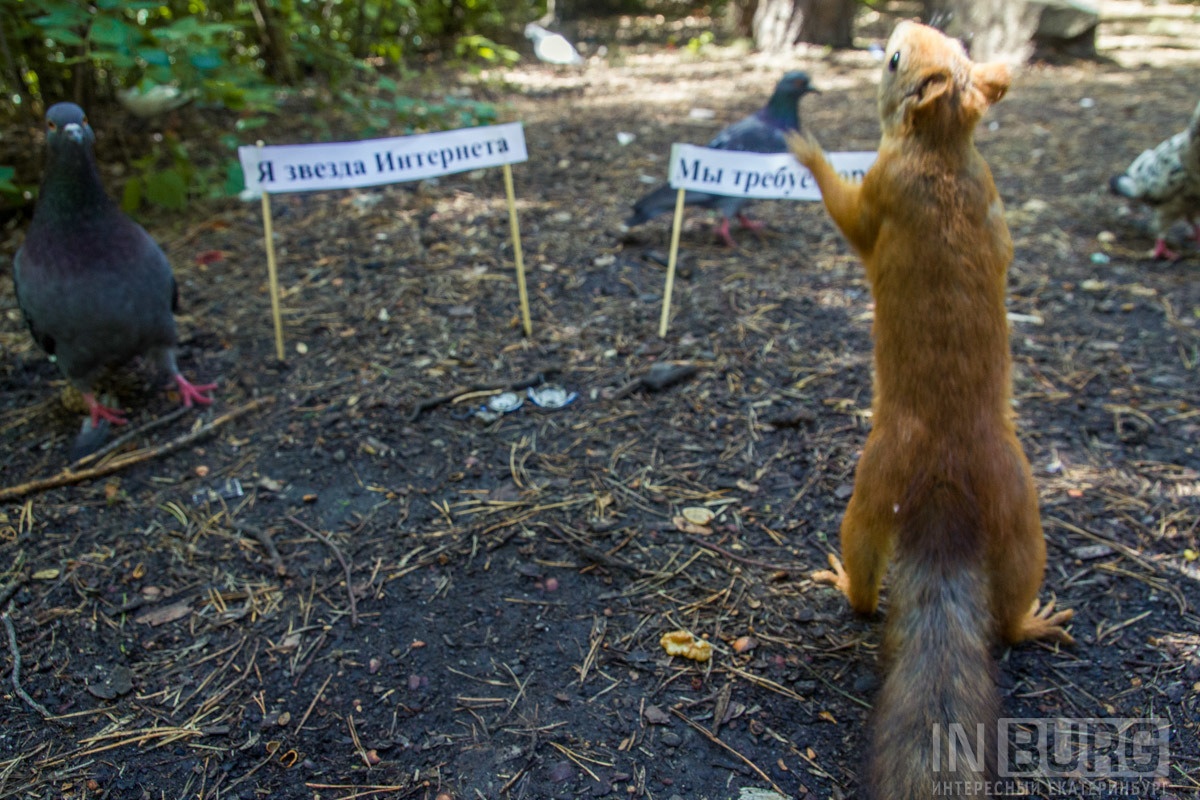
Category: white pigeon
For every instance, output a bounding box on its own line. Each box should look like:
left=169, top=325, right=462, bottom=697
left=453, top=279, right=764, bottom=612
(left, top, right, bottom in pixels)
left=1109, top=98, right=1200, bottom=260
left=117, top=82, right=196, bottom=118
left=524, top=23, right=584, bottom=66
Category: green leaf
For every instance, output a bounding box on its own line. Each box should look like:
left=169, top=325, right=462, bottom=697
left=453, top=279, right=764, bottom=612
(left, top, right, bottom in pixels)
left=144, top=169, right=187, bottom=210
left=0, top=166, right=17, bottom=196
left=235, top=116, right=268, bottom=131
left=121, top=176, right=144, bottom=213
left=89, top=49, right=138, bottom=69
left=96, top=0, right=158, bottom=8
left=135, top=47, right=171, bottom=67
left=223, top=162, right=245, bottom=196
left=32, top=8, right=93, bottom=29
left=39, top=28, right=87, bottom=47
left=89, top=16, right=137, bottom=49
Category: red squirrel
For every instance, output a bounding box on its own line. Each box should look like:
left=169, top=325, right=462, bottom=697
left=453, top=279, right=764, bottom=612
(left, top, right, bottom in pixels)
left=787, top=21, right=1073, bottom=798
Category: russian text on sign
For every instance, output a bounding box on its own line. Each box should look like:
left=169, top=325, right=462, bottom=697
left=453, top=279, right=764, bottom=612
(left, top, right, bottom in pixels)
left=240, top=122, right=528, bottom=195
left=668, top=143, right=877, bottom=201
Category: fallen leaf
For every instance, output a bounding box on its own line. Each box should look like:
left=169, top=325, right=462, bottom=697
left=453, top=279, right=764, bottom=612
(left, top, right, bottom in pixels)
left=135, top=600, right=192, bottom=626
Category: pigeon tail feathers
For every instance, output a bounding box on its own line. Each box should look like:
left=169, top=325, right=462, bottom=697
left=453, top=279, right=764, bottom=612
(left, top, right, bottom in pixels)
left=1108, top=173, right=1138, bottom=199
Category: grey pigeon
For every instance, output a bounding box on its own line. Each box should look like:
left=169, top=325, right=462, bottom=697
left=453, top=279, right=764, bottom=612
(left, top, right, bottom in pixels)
left=524, top=23, right=584, bottom=66
left=625, top=71, right=818, bottom=247
left=1109, top=97, right=1200, bottom=260
left=14, top=102, right=216, bottom=427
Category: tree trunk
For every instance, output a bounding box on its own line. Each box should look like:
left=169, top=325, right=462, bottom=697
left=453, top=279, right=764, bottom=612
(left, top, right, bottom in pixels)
left=352, top=0, right=368, bottom=59
left=249, top=0, right=297, bottom=83
left=925, top=0, right=1040, bottom=62
left=800, top=0, right=856, bottom=49
left=751, top=0, right=857, bottom=53
left=751, top=0, right=805, bottom=54
left=0, top=15, right=31, bottom=117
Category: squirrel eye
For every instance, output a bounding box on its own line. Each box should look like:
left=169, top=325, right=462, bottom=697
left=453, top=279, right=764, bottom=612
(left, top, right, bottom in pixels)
left=888, top=52, right=900, bottom=71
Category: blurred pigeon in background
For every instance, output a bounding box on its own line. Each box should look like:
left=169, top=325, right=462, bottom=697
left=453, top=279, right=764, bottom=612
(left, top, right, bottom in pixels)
left=525, top=23, right=585, bottom=66
left=117, top=81, right=196, bottom=118
left=625, top=71, right=818, bottom=247
left=13, top=102, right=216, bottom=431
left=1109, top=97, right=1200, bottom=260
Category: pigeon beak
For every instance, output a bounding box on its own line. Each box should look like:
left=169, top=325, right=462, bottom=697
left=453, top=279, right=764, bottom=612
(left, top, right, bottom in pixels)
left=63, top=123, right=84, bottom=143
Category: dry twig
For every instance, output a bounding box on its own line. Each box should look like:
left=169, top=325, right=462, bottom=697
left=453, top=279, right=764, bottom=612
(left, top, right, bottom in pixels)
left=3, top=605, right=51, bottom=719
left=288, top=516, right=358, bottom=626
left=669, top=706, right=786, bottom=795
left=0, top=552, right=27, bottom=610
left=405, top=367, right=559, bottom=422
left=233, top=521, right=287, bottom=576
left=69, top=405, right=192, bottom=469
left=0, top=396, right=274, bottom=502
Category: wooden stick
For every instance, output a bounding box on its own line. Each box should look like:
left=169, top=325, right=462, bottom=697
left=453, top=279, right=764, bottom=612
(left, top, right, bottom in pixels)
left=257, top=141, right=286, bottom=361
left=669, top=706, right=786, bottom=795
left=4, top=605, right=52, bottom=719
left=502, top=163, right=532, bottom=337
left=233, top=521, right=287, bottom=576
left=658, top=186, right=687, bottom=338
left=0, top=551, right=27, bottom=609
left=287, top=516, right=358, bottom=627
left=70, top=405, right=191, bottom=469
left=0, top=397, right=273, bottom=502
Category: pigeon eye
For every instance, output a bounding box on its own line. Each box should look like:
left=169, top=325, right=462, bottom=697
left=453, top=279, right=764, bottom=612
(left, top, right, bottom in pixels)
left=889, top=52, right=900, bottom=71
left=48, top=121, right=56, bottom=131
left=82, top=116, right=87, bottom=125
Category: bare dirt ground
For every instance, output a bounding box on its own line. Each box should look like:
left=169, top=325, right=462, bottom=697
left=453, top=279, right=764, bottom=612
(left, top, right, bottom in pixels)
left=0, top=5, right=1198, bottom=800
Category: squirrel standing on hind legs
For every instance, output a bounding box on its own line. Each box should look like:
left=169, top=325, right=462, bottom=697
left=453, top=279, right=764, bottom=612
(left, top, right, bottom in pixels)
left=787, top=21, right=1074, bottom=800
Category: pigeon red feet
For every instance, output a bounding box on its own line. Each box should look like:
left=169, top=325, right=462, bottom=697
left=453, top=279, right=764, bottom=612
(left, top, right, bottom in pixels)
left=174, top=374, right=217, bottom=408
left=736, top=212, right=766, bottom=233
left=1152, top=238, right=1180, bottom=261
left=714, top=217, right=738, bottom=248
left=83, top=393, right=128, bottom=426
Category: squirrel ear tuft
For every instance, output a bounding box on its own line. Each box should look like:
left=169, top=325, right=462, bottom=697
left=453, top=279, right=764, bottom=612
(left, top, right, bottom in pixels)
left=969, top=61, right=1011, bottom=109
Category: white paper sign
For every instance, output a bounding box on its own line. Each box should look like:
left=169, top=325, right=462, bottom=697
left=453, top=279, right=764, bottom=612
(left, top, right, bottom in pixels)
left=667, top=143, right=877, bottom=201
left=239, top=122, right=528, bottom=195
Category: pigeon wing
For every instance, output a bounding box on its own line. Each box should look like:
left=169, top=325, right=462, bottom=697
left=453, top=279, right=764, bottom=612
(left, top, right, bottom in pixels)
left=1118, top=131, right=1191, bottom=204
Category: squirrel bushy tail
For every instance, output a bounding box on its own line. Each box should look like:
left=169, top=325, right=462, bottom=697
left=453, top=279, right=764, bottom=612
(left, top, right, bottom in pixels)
left=868, top=484, right=998, bottom=800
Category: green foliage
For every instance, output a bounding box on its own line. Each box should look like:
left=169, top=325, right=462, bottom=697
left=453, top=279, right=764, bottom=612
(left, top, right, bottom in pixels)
left=121, top=132, right=193, bottom=212
left=685, top=31, right=715, bottom=54
left=348, top=76, right=499, bottom=137
left=0, top=165, right=28, bottom=206
left=455, top=35, right=521, bottom=66
left=2, top=0, right=510, bottom=212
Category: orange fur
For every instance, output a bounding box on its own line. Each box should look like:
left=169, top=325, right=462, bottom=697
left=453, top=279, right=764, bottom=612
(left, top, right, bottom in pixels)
left=788, top=21, right=1073, bottom=799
